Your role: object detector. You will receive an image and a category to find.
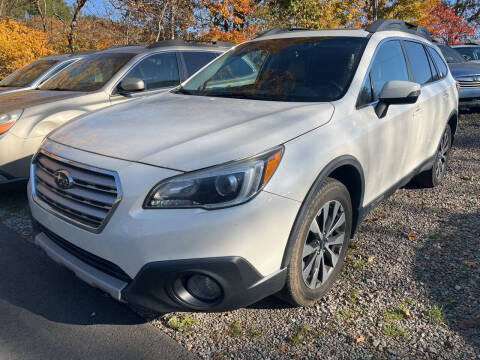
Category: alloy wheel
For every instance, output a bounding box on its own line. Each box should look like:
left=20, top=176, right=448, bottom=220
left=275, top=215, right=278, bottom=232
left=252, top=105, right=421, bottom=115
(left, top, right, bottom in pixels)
left=435, top=128, right=451, bottom=181
left=301, top=200, right=346, bottom=289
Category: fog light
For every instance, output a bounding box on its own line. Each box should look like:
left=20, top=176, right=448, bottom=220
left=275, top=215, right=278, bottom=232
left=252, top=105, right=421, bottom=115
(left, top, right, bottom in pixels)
left=185, top=274, right=222, bottom=302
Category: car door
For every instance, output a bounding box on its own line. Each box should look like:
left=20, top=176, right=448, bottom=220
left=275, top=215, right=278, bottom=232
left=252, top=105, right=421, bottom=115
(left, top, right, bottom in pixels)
left=356, top=40, right=417, bottom=198
left=110, top=51, right=181, bottom=105
left=402, top=41, right=445, bottom=167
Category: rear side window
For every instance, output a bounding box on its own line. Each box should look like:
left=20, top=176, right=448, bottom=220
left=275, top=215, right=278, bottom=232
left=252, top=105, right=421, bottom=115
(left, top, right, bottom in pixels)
left=428, top=47, right=448, bottom=78
left=126, top=52, right=180, bottom=90
left=357, top=40, right=409, bottom=106
left=404, top=41, right=434, bottom=85
left=182, top=51, right=220, bottom=76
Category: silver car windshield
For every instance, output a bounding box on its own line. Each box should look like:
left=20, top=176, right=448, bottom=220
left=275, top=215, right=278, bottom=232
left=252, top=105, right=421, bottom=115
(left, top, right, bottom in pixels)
left=0, top=59, right=59, bottom=88
left=177, top=37, right=368, bottom=102
left=40, top=52, right=135, bottom=92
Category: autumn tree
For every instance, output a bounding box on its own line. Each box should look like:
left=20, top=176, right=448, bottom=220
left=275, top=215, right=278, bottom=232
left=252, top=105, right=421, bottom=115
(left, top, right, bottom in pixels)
left=198, top=0, right=260, bottom=43
left=0, top=18, right=53, bottom=78
left=422, top=2, right=476, bottom=44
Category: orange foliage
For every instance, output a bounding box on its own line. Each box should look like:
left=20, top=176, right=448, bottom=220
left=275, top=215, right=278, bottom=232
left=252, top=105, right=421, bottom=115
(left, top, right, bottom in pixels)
left=200, top=0, right=259, bottom=43
left=0, top=18, right=54, bottom=78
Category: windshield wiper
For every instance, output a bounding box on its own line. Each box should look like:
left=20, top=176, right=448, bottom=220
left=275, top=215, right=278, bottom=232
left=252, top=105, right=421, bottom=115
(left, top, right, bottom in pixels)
left=174, top=87, right=196, bottom=95
left=44, top=87, right=72, bottom=91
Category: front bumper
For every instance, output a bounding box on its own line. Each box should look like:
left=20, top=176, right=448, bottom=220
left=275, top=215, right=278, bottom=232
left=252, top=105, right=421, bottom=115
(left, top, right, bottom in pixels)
left=458, top=87, right=480, bottom=109
left=0, top=132, right=43, bottom=182
left=29, top=140, right=300, bottom=311
left=33, top=220, right=287, bottom=312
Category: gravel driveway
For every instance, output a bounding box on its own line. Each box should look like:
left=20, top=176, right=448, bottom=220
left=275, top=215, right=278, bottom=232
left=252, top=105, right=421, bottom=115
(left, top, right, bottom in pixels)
left=1, top=113, right=479, bottom=359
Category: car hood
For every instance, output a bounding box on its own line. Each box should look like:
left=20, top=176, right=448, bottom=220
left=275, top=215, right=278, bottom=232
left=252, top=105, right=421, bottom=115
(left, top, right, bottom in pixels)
left=448, top=62, right=480, bottom=77
left=0, top=86, right=21, bottom=93
left=0, top=89, right=84, bottom=114
left=50, top=92, right=335, bottom=171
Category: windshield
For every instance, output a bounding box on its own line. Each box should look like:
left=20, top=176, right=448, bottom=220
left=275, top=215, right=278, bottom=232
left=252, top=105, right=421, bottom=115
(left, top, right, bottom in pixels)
left=454, top=46, right=480, bottom=61
left=0, top=59, right=58, bottom=87
left=178, top=37, right=368, bottom=102
left=438, top=45, right=465, bottom=63
left=40, top=52, right=135, bottom=92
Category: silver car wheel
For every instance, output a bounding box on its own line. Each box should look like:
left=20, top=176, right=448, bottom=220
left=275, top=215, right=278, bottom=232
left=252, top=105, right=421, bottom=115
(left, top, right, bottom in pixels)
left=301, top=200, right=346, bottom=289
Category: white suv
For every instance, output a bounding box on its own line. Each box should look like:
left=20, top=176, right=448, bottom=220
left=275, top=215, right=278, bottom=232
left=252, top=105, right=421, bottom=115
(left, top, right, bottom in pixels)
left=29, top=19, right=458, bottom=312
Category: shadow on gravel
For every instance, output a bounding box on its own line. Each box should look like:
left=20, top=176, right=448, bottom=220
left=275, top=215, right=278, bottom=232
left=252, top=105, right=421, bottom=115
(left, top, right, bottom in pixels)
left=413, top=209, right=480, bottom=349
left=0, top=223, right=145, bottom=326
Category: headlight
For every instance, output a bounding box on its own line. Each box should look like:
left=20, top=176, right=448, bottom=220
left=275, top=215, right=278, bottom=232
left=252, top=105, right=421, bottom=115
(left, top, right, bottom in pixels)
left=0, top=109, right=23, bottom=135
left=144, top=146, right=284, bottom=209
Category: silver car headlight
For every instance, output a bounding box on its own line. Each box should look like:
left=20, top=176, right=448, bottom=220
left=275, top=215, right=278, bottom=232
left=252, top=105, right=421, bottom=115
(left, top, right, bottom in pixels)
left=0, top=109, right=23, bottom=135
left=144, top=146, right=284, bottom=209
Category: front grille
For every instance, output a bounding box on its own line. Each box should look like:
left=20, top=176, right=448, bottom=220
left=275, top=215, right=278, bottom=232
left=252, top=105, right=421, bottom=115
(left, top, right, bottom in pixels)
left=459, top=80, right=480, bottom=88
left=39, top=223, right=131, bottom=282
left=32, top=150, right=122, bottom=232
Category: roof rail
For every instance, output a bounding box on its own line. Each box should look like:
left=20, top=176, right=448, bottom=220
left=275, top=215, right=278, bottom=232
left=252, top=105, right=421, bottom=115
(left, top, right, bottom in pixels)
left=253, top=27, right=309, bottom=39
left=146, top=39, right=234, bottom=49
left=462, top=41, right=480, bottom=46
left=365, top=19, right=432, bottom=41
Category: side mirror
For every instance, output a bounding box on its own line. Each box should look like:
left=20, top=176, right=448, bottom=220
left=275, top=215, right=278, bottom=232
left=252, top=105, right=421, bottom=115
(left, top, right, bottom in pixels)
left=118, top=77, right=145, bottom=94
left=376, top=80, right=421, bottom=118
left=462, top=54, right=472, bottom=61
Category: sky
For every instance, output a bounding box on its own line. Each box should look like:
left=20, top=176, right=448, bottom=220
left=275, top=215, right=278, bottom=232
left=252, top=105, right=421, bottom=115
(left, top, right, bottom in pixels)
left=65, top=0, right=118, bottom=18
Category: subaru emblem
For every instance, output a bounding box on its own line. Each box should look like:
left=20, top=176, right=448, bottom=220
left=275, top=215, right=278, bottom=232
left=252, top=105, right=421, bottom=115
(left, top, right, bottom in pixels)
left=54, top=169, right=74, bottom=189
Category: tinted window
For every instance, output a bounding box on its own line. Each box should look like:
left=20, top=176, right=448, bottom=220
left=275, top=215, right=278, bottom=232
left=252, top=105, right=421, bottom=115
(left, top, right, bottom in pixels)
left=126, top=52, right=179, bottom=90
left=369, top=40, right=409, bottom=101
left=428, top=47, right=448, bottom=78
left=455, top=46, right=480, bottom=60
left=41, top=53, right=134, bottom=92
left=357, top=75, right=372, bottom=106
left=182, top=51, right=220, bottom=76
left=0, top=59, right=58, bottom=87
left=438, top=45, right=465, bottom=63
left=180, top=37, right=368, bottom=102
left=404, top=41, right=433, bottom=85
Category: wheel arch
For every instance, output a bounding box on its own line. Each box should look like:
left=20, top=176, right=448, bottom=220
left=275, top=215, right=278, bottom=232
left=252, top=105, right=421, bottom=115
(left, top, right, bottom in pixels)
left=280, top=155, right=365, bottom=268
left=447, top=109, right=458, bottom=143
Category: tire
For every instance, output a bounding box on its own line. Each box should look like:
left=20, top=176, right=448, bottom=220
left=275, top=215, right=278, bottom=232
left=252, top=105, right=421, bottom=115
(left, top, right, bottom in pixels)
left=413, top=124, right=452, bottom=188
left=279, top=177, right=352, bottom=306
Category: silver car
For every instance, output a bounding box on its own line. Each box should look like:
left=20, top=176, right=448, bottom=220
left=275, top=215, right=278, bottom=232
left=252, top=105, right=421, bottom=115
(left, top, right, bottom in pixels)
left=0, top=52, right=94, bottom=95
left=0, top=40, right=231, bottom=185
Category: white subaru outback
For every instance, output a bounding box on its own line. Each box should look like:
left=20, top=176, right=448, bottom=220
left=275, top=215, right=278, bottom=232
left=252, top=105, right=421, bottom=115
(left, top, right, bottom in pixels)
left=29, top=19, right=458, bottom=312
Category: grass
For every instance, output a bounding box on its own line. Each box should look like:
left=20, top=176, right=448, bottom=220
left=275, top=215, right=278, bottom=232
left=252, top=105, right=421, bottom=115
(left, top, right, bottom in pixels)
left=335, top=309, right=353, bottom=321
left=384, top=325, right=408, bottom=339
left=163, top=315, right=199, bottom=333
left=290, top=325, right=309, bottom=345
left=229, top=320, right=242, bottom=337
left=404, top=297, right=413, bottom=305
left=428, top=305, right=445, bottom=324
left=246, top=327, right=262, bottom=338
left=349, top=289, right=359, bottom=304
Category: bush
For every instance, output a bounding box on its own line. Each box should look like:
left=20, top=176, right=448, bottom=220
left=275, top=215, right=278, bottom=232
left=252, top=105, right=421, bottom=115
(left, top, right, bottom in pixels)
left=0, top=19, right=53, bottom=79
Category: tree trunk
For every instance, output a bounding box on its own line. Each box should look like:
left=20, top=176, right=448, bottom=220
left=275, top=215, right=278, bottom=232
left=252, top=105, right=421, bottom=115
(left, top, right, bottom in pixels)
left=170, top=0, right=176, bottom=40
left=68, top=0, right=88, bottom=53
left=33, top=0, right=47, bottom=32
left=156, top=0, right=170, bottom=42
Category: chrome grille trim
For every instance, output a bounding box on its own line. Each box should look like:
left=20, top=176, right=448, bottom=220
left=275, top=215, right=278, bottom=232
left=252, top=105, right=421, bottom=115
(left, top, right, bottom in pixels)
left=31, top=148, right=122, bottom=233
left=458, top=81, right=480, bottom=88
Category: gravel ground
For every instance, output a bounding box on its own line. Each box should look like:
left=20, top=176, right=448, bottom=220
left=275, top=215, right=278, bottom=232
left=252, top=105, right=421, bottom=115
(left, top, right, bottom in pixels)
left=1, top=114, right=479, bottom=359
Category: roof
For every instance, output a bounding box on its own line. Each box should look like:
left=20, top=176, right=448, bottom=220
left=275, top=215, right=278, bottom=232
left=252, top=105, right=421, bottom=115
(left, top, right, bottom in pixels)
left=252, top=19, right=432, bottom=42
